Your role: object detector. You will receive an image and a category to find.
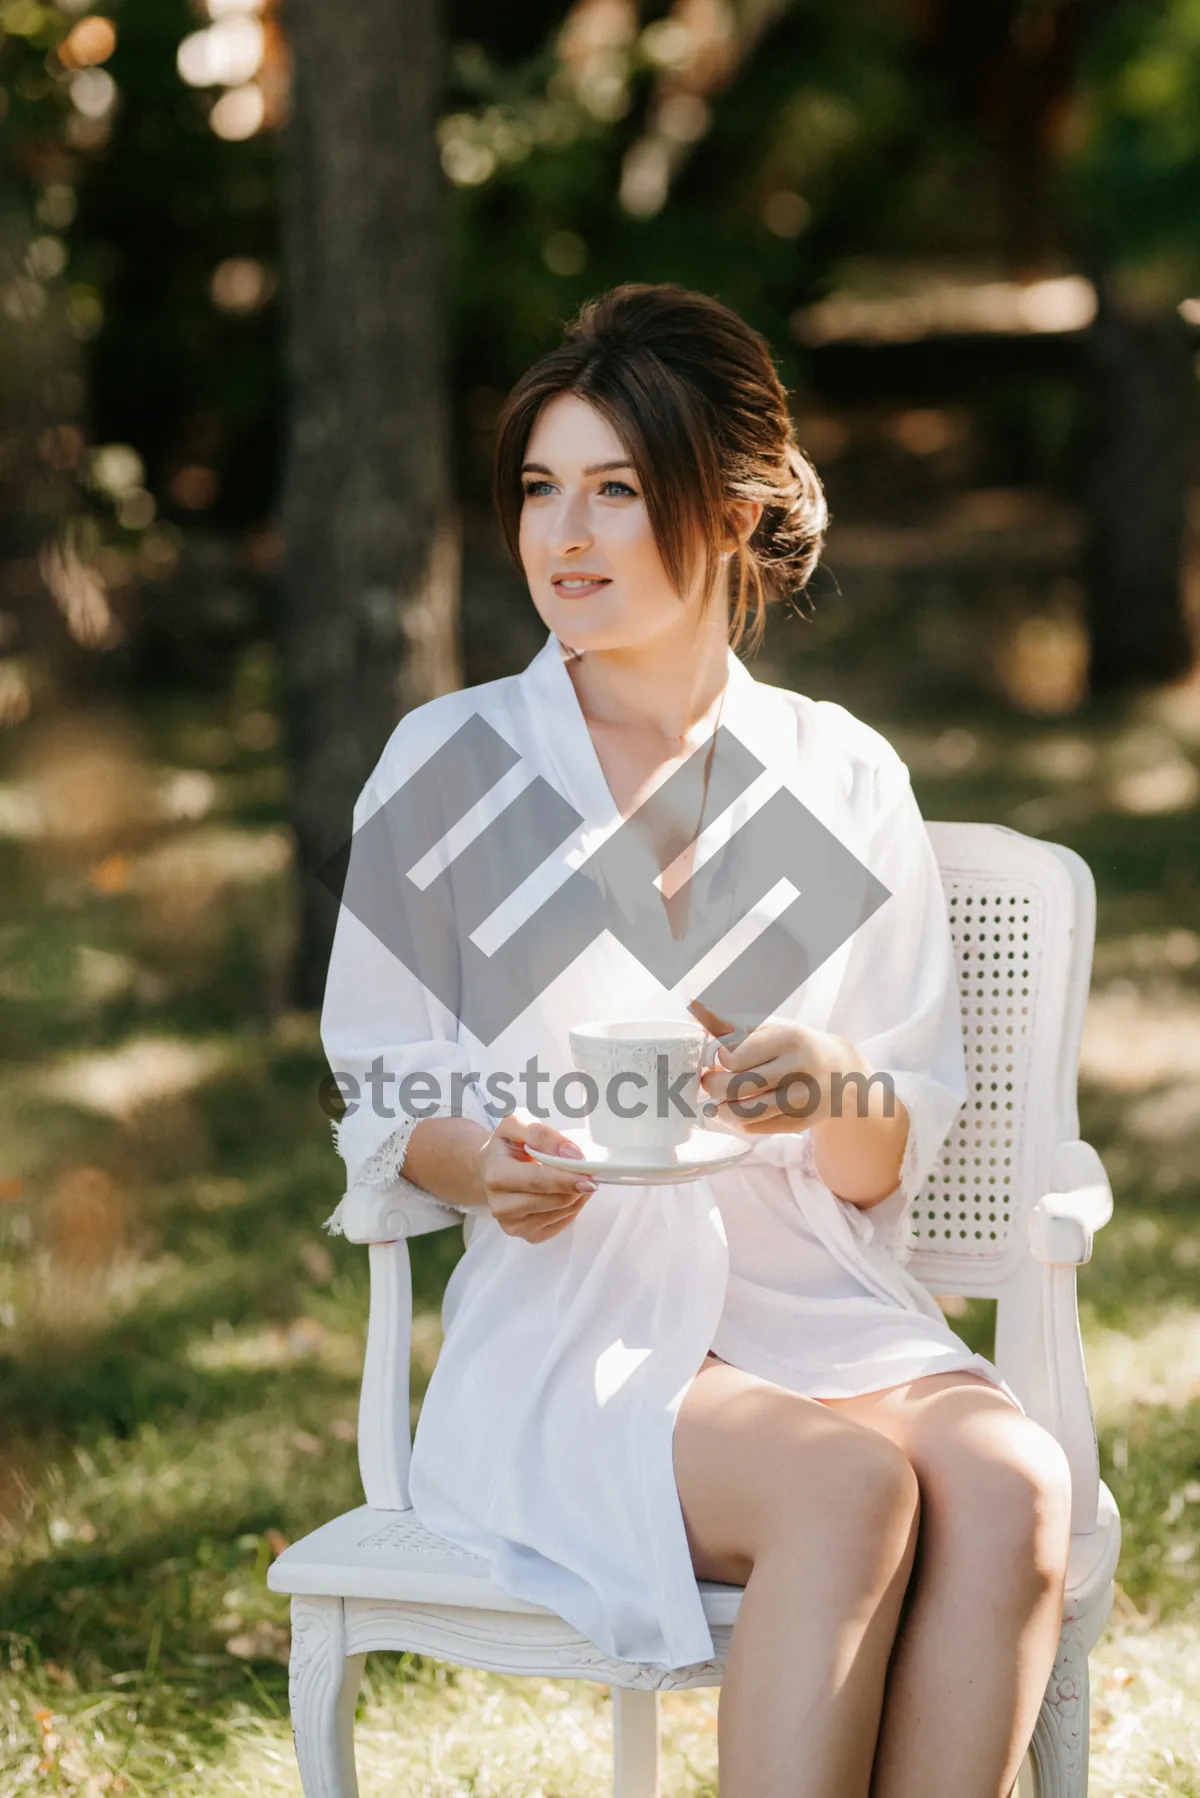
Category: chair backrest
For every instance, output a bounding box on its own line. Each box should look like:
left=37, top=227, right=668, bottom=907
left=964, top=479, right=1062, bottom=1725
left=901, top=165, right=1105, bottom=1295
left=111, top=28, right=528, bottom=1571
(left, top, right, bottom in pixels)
left=909, top=822, right=1096, bottom=1298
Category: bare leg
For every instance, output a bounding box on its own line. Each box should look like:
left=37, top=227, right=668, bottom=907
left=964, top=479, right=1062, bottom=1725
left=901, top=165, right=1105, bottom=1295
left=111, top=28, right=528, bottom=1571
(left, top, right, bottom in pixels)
left=674, top=1354, right=921, bottom=1798
left=817, top=1372, right=1073, bottom=1798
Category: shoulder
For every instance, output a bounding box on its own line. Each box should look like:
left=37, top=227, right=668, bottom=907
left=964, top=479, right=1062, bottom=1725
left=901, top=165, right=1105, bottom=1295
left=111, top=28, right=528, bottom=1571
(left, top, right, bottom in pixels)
left=755, top=678, right=912, bottom=802
left=357, top=673, right=524, bottom=815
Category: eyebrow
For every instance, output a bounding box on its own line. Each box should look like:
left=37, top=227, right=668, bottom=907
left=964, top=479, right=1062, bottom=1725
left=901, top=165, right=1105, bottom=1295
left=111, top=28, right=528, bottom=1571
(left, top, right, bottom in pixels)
left=520, top=460, right=636, bottom=477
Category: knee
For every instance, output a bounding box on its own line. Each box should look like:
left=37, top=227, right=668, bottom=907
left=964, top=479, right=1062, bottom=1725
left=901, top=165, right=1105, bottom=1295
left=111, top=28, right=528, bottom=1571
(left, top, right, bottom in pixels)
left=992, top=1431, right=1073, bottom=1592
left=768, top=1426, right=920, bottom=1567
left=839, top=1433, right=922, bottom=1538
left=926, top=1424, right=1073, bottom=1596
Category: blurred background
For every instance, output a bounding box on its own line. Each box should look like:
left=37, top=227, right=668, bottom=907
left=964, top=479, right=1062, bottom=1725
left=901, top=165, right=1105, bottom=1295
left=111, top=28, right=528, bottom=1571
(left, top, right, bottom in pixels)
left=1, top=1, right=1198, bottom=1791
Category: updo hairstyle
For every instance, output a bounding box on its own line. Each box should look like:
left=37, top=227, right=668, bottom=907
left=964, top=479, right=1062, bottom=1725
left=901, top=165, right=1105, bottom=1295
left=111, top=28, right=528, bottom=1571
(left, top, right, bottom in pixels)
left=492, top=282, right=828, bottom=656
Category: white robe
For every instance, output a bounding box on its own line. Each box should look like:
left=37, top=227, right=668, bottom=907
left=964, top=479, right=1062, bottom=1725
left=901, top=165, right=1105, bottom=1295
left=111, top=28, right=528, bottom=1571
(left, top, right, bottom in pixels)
left=321, top=629, right=1024, bottom=1674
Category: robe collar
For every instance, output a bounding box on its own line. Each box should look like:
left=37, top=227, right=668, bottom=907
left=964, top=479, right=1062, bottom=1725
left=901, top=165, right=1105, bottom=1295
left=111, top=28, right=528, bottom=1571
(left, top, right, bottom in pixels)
left=517, top=628, right=805, bottom=841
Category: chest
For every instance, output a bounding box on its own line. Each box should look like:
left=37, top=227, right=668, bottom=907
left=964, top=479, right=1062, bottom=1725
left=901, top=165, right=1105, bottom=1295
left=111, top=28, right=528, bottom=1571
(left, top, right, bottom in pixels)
left=586, top=721, right=716, bottom=903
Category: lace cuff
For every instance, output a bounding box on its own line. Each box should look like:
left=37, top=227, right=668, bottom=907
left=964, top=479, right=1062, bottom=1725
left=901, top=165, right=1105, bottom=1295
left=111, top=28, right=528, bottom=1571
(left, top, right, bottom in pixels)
left=354, top=1115, right=422, bottom=1189
left=323, top=1112, right=471, bottom=1238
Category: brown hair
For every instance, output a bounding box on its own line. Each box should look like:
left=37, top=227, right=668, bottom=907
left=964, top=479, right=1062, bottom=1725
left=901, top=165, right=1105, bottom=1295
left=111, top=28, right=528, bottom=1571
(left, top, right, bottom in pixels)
left=492, top=282, right=828, bottom=657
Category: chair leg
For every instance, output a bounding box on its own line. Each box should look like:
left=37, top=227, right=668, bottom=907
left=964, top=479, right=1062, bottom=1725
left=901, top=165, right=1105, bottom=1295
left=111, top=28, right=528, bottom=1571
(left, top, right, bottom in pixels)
left=289, top=1595, right=366, bottom=1798
left=613, top=1687, right=659, bottom=1798
left=1022, top=1620, right=1089, bottom=1798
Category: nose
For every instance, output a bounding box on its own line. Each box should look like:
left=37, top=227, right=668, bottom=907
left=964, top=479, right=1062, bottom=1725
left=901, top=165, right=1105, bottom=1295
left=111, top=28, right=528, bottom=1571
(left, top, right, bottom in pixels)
left=546, top=487, right=594, bottom=558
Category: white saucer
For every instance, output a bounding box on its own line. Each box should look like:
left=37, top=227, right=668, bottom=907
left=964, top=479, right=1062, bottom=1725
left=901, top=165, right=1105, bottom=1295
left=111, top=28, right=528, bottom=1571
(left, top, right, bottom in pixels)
left=526, top=1125, right=754, bottom=1186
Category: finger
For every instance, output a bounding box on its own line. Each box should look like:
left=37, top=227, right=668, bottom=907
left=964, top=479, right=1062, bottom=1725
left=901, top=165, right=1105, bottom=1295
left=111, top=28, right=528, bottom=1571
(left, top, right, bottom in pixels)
left=491, top=1195, right=595, bottom=1235
left=495, top=1110, right=587, bottom=1163
left=687, top=999, right=737, bottom=1036
left=689, top=1000, right=754, bottom=1068
left=525, top=1196, right=590, bottom=1241
left=712, top=1066, right=823, bottom=1121
left=700, top=1058, right=784, bottom=1104
left=712, top=1024, right=797, bottom=1074
left=702, top=1051, right=815, bottom=1103
left=490, top=1175, right=596, bottom=1217
left=709, top=1097, right=810, bottom=1133
left=709, top=1090, right=782, bottom=1123
left=490, top=1157, right=597, bottom=1201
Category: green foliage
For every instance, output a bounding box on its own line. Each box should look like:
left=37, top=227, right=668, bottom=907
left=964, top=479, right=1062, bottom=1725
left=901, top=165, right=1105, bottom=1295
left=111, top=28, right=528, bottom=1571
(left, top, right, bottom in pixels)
left=440, top=2, right=929, bottom=409
left=7, top=0, right=1199, bottom=570
left=1066, top=0, right=1200, bottom=282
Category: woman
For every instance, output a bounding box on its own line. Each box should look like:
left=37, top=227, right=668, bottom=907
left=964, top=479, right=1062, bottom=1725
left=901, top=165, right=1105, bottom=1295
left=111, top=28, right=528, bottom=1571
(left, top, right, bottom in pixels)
left=322, top=284, right=1072, bottom=1798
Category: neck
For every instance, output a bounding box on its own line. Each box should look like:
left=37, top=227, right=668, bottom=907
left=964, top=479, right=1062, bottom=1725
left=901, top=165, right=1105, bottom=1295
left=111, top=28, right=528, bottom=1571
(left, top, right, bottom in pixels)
left=561, top=607, right=734, bottom=750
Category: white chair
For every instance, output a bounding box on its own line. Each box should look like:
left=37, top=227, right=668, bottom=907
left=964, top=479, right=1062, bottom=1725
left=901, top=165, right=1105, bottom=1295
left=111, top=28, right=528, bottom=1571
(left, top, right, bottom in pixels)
left=269, top=821, right=1121, bottom=1798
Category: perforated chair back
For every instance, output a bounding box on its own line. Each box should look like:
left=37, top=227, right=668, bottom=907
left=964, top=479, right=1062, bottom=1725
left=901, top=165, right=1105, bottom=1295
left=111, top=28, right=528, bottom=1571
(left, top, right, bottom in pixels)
left=907, top=823, right=1095, bottom=1298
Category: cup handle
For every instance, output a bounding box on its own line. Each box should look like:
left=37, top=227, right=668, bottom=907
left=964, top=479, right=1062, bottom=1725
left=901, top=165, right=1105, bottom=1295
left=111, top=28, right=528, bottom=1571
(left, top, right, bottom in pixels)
left=700, top=1026, right=747, bottom=1070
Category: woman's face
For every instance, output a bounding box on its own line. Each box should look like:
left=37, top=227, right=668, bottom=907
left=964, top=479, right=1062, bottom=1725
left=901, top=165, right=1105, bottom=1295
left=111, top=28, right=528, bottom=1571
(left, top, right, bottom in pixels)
left=519, top=391, right=715, bottom=653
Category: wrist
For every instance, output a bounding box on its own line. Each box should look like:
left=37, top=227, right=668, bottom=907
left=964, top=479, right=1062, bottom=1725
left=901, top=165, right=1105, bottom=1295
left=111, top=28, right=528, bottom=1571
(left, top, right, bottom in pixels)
left=406, top=1115, right=493, bottom=1209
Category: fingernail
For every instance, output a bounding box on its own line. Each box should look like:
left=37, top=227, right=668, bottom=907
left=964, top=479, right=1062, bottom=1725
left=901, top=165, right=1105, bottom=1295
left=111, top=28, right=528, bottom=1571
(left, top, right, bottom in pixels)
left=559, top=1143, right=585, bottom=1158
left=575, top=1178, right=596, bottom=1193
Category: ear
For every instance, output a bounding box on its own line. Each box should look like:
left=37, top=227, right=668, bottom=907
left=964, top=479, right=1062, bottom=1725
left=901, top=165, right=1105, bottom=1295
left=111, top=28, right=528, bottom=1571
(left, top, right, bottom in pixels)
left=725, top=499, right=764, bottom=552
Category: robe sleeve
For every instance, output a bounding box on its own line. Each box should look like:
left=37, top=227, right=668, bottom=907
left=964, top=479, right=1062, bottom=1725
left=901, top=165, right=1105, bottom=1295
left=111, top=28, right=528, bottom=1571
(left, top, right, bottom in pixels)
left=813, top=745, right=967, bottom=1265
left=319, top=731, right=495, bottom=1240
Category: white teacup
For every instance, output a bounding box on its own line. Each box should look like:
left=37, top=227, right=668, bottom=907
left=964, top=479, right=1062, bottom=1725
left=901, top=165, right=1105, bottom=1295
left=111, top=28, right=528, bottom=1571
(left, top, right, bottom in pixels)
left=568, top=1019, right=709, bottom=1163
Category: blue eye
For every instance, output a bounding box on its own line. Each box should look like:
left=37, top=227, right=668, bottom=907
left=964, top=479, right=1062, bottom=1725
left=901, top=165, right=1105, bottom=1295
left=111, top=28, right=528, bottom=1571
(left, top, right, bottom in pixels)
left=521, top=479, right=638, bottom=499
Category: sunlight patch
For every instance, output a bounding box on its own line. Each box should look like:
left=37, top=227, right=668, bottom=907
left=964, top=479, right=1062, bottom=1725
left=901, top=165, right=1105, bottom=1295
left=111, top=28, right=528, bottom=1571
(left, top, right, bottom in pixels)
left=1085, top=1308, right=1200, bottom=1422
left=1080, top=988, right=1200, bottom=1093
left=595, top=1338, right=652, bottom=1405
left=1090, top=1609, right=1200, bottom=1798
left=44, top=1034, right=233, bottom=1120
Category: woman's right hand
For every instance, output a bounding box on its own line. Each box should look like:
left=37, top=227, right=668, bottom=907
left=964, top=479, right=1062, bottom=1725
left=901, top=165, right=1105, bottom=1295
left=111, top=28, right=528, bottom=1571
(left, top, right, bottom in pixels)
left=476, top=1108, right=598, bottom=1242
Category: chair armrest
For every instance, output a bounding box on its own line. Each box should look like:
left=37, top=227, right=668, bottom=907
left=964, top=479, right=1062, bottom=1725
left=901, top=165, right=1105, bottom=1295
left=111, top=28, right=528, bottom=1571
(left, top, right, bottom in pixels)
left=1028, top=1140, right=1112, bottom=1536
left=331, top=1179, right=467, bottom=1244
left=1029, top=1139, right=1113, bottom=1267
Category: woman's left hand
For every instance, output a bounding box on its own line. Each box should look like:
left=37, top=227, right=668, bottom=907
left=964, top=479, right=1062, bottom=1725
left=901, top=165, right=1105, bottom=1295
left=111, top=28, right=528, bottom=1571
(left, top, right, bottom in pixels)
left=689, top=1000, right=873, bottom=1136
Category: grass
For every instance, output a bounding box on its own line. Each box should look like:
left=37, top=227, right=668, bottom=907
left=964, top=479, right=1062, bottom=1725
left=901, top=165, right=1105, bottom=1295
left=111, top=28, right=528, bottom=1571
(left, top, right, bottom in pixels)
left=0, top=623, right=1198, bottom=1793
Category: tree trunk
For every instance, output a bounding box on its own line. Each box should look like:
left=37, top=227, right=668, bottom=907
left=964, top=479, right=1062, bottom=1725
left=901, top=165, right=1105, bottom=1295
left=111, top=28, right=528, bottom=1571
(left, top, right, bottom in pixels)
left=278, top=0, right=461, bottom=1007
left=1080, top=295, right=1195, bottom=693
